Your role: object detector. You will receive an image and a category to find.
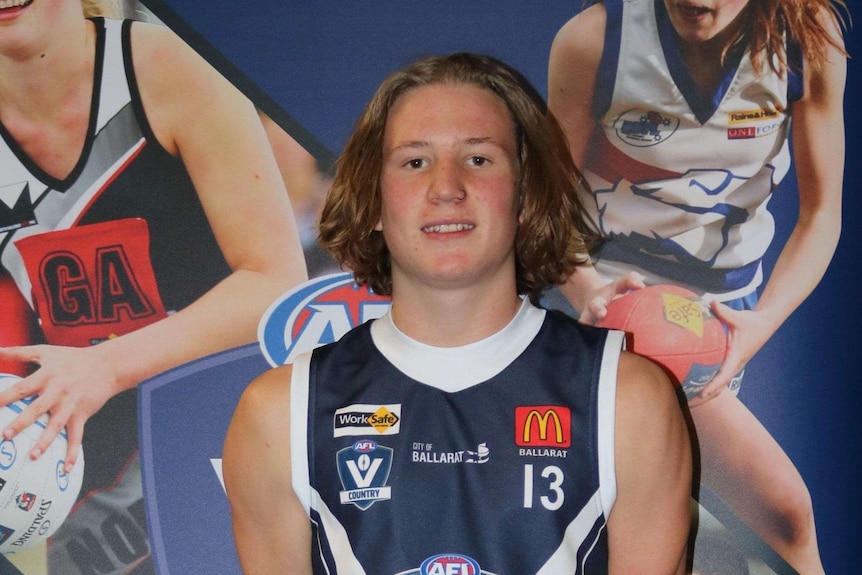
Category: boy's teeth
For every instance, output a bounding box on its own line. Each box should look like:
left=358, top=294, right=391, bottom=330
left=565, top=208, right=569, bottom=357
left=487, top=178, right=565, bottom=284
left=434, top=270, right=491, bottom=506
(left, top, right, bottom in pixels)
left=424, top=224, right=474, bottom=233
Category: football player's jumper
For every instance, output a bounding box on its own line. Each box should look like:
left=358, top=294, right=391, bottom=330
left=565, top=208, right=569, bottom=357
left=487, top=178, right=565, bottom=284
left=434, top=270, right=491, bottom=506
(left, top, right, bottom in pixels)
left=292, top=299, right=622, bottom=574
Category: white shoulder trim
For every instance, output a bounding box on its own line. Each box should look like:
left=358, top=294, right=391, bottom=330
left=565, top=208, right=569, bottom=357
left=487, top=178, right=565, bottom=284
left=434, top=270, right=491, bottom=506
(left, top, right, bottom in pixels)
left=597, top=329, right=624, bottom=516
left=536, top=490, right=607, bottom=574
left=369, top=298, right=545, bottom=392
left=290, top=352, right=312, bottom=514
left=309, top=487, right=368, bottom=574
left=97, top=18, right=132, bottom=132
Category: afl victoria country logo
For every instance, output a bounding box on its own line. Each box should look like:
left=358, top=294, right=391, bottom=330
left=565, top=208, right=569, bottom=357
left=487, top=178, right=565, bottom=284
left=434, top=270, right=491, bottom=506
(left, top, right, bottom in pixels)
left=258, top=272, right=391, bottom=366
left=614, top=109, right=679, bottom=147
left=337, top=440, right=393, bottom=510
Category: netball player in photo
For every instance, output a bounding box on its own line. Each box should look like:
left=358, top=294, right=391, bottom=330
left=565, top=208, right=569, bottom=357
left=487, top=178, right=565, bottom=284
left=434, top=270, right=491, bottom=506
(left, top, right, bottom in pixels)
left=0, top=0, right=307, bottom=572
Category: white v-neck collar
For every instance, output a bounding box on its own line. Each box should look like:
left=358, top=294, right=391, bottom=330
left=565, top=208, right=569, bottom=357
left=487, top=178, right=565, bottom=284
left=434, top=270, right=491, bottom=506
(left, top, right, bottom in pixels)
left=369, top=298, right=545, bottom=392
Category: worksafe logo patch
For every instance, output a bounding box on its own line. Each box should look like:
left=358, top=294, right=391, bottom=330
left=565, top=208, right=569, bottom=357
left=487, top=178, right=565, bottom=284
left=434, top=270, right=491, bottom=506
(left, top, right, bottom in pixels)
left=334, top=404, right=402, bottom=437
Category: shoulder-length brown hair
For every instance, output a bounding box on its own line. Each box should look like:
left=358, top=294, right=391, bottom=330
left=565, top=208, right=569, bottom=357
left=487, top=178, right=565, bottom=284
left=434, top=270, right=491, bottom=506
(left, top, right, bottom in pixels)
left=735, top=0, right=849, bottom=76
left=580, top=0, right=849, bottom=74
left=319, top=52, right=597, bottom=302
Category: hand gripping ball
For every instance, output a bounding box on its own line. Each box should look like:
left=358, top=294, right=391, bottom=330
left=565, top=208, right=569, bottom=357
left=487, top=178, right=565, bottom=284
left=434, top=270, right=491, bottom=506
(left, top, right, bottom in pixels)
left=0, top=374, right=84, bottom=554
left=596, top=285, right=727, bottom=398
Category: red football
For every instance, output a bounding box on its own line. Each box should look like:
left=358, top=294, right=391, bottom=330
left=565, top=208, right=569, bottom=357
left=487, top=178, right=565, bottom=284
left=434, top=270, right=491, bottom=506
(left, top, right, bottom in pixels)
left=596, top=284, right=727, bottom=394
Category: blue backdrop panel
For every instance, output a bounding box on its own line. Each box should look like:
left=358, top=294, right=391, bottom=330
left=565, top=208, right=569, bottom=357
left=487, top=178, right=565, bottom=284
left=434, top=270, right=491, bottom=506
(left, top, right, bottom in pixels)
left=138, top=345, right=269, bottom=575
left=137, top=1, right=862, bottom=573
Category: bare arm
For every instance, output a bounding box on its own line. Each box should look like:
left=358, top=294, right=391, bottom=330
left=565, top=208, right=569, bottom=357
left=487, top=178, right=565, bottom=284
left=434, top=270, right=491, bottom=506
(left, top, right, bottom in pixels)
left=608, top=352, right=692, bottom=574
left=548, top=4, right=604, bottom=167
left=0, top=22, right=308, bottom=466
left=695, top=13, right=846, bottom=404
left=223, top=366, right=312, bottom=575
left=549, top=6, right=640, bottom=321
left=259, top=112, right=326, bottom=220
left=122, top=22, right=308, bottom=373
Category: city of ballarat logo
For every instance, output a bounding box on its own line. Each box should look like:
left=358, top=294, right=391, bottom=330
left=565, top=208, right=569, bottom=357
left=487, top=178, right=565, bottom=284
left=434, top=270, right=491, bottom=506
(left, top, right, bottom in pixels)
left=411, top=442, right=489, bottom=464
left=613, top=109, right=679, bottom=147
left=337, top=440, right=393, bottom=510
left=334, top=404, right=401, bottom=437
left=258, top=272, right=391, bottom=367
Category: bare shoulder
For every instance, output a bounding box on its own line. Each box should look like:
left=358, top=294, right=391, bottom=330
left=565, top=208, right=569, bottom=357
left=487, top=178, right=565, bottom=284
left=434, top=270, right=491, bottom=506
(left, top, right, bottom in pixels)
left=613, top=350, right=691, bottom=472
left=607, top=351, right=691, bottom=574
left=224, top=365, right=294, bottom=486
left=125, top=20, right=235, bottom=109
left=124, top=20, right=259, bottom=155
left=550, top=3, right=607, bottom=64
left=818, top=2, right=848, bottom=43
left=615, top=350, right=683, bottom=425
left=126, top=21, right=198, bottom=80
left=224, top=366, right=312, bottom=572
left=230, top=365, right=294, bottom=440
left=802, top=5, right=848, bottom=95
left=223, top=365, right=294, bottom=507
left=548, top=4, right=607, bottom=163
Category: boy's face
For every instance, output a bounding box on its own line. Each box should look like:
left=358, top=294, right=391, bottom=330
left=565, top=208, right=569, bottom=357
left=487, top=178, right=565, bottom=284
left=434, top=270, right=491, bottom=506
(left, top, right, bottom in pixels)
left=377, top=82, right=520, bottom=294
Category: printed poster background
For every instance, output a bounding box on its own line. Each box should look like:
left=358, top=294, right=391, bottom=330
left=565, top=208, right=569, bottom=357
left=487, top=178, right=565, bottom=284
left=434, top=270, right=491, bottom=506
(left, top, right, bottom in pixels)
left=138, top=2, right=860, bottom=573
left=134, top=1, right=862, bottom=573
left=5, top=1, right=861, bottom=574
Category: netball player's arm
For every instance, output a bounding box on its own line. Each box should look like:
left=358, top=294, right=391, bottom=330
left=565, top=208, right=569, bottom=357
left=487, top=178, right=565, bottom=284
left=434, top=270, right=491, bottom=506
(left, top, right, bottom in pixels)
left=697, top=12, right=847, bottom=405
left=548, top=6, right=643, bottom=324
left=259, top=112, right=328, bottom=228
left=121, top=20, right=308, bottom=362
left=0, top=21, right=308, bottom=468
left=608, top=352, right=691, bottom=575
left=223, top=366, right=312, bottom=575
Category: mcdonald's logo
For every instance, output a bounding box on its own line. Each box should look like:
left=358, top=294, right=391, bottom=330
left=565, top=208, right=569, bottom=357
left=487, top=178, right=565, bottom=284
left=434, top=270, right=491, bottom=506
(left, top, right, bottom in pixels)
left=515, top=406, right=572, bottom=448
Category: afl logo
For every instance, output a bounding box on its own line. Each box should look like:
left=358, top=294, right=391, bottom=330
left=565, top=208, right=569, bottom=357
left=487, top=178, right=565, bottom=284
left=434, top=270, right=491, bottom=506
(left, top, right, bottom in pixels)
left=258, top=272, right=391, bottom=366
left=614, top=109, right=679, bottom=147
left=419, top=554, right=482, bottom=575
left=353, top=440, right=378, bottom=453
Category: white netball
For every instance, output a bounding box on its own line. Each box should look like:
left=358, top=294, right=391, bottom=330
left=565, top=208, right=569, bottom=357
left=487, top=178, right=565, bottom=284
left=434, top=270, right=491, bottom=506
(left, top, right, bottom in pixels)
left=0, top=374, right=84, bottom=554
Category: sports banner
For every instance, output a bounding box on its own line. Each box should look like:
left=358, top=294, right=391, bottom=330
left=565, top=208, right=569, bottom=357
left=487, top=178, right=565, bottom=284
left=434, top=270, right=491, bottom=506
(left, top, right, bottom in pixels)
left=134, top=2, right=861, bottom=574
left=1, top=1, right=859, bottom=574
